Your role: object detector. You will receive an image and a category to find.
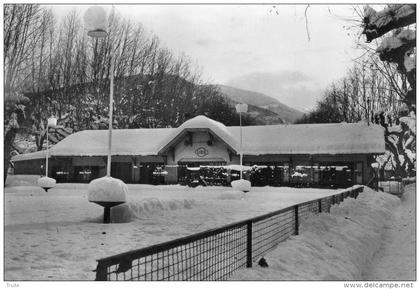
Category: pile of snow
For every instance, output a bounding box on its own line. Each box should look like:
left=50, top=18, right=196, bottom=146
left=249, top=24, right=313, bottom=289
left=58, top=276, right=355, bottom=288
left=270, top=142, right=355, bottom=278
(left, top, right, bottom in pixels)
left=110, top=198, right=195, bottom=223
left=224, top=164, right=252, bottom=171
left=37, top=176, right=56, bottom=189
left=5, top=175, right=40, bottom=187
left=231, top=186, right=399, bottom=280
left=362, top=183, right=416, bottom=280
left=291, top=172, right=308, bottom=178
left=87, top=176, right=127, bottom=203
left=231, top=179, right=251, bottom=192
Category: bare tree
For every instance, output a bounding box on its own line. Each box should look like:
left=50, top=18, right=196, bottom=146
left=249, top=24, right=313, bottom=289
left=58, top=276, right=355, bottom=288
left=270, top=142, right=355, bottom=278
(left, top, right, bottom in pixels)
left=9, top=7, right=247, bottom=164
left=4, top=4, right=46, bottom=180
left=361, top=4, right=416, bottom=177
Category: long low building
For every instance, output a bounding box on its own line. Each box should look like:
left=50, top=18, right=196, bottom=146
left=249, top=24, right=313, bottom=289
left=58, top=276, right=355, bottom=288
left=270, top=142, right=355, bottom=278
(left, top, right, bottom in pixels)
left=11, top=115, right=385, bottom=187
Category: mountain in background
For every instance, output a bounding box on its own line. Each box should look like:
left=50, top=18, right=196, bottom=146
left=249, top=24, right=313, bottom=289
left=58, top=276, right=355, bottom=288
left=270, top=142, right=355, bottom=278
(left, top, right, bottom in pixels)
left=217, top=85, right=304, bottom=124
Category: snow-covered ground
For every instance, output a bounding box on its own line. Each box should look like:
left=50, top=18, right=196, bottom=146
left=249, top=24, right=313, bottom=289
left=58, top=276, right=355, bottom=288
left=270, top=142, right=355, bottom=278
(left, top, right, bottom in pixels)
left=4, top=175, right=339, bottom=281
left=362, top=183, right=416, bottom=280
left=231, top=184, right=416, bottom=281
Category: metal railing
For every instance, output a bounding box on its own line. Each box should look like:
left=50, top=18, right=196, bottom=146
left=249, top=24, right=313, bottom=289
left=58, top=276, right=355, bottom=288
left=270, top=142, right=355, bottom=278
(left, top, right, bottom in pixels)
left=94, top=185, right=364, bottom=281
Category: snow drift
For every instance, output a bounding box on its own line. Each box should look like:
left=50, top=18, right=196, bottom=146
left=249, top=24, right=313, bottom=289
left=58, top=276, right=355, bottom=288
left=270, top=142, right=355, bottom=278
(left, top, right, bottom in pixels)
left=87, top=176, right=127, bottom=202
left=110, top=198, right=195, bottom=223
left=231, top=186, right=400, bottom=280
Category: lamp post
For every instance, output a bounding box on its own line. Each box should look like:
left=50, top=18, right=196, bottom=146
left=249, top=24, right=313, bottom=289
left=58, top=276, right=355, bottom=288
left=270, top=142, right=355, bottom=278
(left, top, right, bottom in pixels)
left=37, top=117, right=57, bottom=192
left=235, top=103, right=248, bottom=179
left=84, top=6, right=112, bottom=177
left=231, top=103, right=251, bottom=192
left=46, top=117, right=57, bottom=176
left=84, top=6, right=126, bottom=224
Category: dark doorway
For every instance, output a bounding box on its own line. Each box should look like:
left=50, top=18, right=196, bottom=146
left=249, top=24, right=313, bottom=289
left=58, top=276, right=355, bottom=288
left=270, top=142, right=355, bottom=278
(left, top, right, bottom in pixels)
left=139, top=163, right=165, bottom=185
left=111, top=163, right=132, bottom=183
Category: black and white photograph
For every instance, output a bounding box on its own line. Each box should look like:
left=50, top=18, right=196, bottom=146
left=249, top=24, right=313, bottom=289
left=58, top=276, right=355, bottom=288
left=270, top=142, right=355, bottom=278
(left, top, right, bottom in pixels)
left=3, top=2, right=416, bottom=284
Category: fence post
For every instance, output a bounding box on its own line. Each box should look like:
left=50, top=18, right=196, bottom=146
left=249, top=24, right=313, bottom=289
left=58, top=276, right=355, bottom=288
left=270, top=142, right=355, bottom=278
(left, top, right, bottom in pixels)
left=318, top=199, right=322, bottom=213
left=246, top=221, right=253, bottom=268
left=294, top=205, right=299, bottom=235
left=95, top=262, right=108, bottom=281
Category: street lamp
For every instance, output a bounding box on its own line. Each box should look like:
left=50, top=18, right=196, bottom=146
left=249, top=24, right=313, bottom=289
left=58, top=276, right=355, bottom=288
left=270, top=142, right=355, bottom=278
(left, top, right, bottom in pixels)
left=84, top=6, right=126, bottom=223
left=231, top=103, right=251, bottom=192
left=84, top=6, right=113, bottom=178
left=46, top=117, right=57, bottom=176
left=37, top=117, right=57, bottom=192
left=235, top=103, right=247, bottom=180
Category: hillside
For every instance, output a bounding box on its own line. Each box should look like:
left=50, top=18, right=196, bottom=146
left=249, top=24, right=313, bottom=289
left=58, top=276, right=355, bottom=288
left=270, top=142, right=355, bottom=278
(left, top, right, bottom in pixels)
left=231, top=102, right=285, bottom=125
left=218, top=85, right=304, bottom=123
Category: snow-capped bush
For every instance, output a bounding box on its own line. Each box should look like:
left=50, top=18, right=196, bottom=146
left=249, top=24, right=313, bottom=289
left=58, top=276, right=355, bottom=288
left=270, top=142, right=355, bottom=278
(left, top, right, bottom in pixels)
left=37, top=176, right=56, bottom=189
left=231, top=179, right=251, bottom=192
left=87, top=176, right=127, bottom=203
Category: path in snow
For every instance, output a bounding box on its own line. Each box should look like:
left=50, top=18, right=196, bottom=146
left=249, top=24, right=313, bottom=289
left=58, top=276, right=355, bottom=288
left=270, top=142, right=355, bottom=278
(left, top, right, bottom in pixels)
left=362, top=183, right=416, bottom=281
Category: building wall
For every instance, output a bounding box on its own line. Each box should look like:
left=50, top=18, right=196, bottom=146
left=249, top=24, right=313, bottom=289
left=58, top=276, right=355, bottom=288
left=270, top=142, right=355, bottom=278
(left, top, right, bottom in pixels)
left=164, top=166, right=178, bottom=184
left=14, top=159, right=45, bottom=175
left=12, top=152, right=374, bottom=186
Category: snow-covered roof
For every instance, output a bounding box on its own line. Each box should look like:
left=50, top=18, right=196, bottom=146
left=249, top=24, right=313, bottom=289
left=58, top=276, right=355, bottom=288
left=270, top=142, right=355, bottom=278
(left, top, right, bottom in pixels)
left=12, top=150, right=47, bottom=162
left=52, top=128, right=176, bottom=156
left=11, top=115, right=385, bottom=162
left=229, top=122, right=385, bottom=155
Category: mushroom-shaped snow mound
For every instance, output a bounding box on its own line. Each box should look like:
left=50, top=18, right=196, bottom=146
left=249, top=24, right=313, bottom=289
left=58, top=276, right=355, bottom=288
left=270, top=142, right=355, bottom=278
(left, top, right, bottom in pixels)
left=37, top=176, right=56, bottom=189
left=87, top=176, right=127, bottom=202
left=231, top=179, right=251, bottom=192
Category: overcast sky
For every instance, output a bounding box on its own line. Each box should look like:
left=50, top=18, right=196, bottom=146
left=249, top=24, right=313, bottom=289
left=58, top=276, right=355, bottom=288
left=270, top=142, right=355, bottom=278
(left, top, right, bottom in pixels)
left=51, top=4, right=368, bottom=111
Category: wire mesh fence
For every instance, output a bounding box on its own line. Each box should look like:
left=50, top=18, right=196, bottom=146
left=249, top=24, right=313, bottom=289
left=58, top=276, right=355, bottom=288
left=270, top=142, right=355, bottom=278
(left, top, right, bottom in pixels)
left=94, top=185, right=364, bottom=281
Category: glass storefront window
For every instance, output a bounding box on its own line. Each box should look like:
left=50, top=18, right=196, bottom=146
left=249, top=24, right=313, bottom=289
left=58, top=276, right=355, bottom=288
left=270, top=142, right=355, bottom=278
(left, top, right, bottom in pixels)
left=319, top=163, right=354, bottom=188
left=247, top=163, right=285, bottom=187
left=177, top=162, right=228, bottom=187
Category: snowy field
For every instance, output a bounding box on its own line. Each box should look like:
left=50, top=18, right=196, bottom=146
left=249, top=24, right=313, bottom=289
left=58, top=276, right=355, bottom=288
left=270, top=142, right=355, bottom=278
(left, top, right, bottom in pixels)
left=4, top=175, right=340, bottom=281
left=231, top=184, right=416, bottom=281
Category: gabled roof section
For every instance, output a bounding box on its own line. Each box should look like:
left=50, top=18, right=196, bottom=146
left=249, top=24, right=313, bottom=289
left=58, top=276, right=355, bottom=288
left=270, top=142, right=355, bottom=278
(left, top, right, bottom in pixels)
left=157, top=115, right=239, bottom=154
